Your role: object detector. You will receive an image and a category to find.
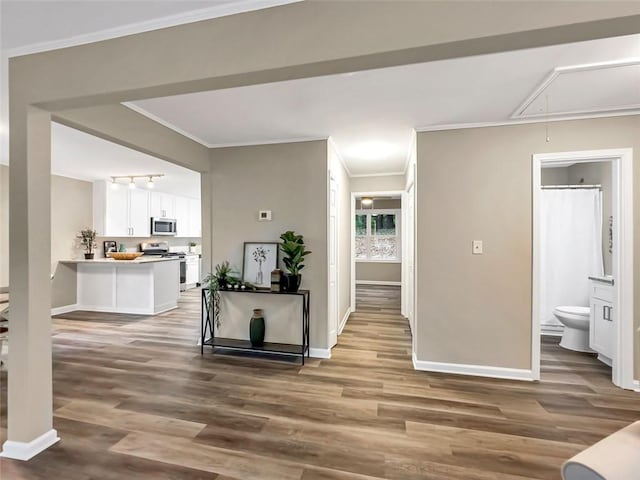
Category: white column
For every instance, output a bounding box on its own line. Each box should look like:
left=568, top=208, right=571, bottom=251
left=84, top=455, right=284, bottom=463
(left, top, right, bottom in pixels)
left=1, top=105, right=59, bottom=460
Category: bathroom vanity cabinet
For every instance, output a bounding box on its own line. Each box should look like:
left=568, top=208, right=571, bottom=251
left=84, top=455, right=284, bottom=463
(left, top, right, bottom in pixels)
left=589, top=277, right=615, bottom=366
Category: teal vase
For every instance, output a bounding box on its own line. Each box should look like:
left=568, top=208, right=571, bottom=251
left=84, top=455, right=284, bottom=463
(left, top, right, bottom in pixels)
left=250, top=309, right=265, bottom=347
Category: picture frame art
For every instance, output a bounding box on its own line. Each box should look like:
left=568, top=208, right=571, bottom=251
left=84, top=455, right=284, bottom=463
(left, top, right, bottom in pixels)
left=242, top=242, right=279, bottom=289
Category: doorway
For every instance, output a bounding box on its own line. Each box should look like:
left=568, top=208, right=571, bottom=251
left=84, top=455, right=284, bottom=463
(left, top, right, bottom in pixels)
left=532, top=148, right=635, bottom=390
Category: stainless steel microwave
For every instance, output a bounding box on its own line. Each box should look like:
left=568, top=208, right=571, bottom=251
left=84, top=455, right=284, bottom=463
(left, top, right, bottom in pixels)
left=151, top=217, right=177, bottom=236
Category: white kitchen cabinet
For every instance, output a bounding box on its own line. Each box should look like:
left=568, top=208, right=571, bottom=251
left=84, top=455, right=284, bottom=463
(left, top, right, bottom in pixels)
left=174, top=196, right=190, bottom=237
left=95, top=181, right=201, bottom=239
left=188, top=198, right=201, bottom=237
left=185, top=254, right=200, bottom=288
left=129, top=189, right=151, bottom=237
left=589, top=279, right=615, bottom=365
left=94, top=181, right=150, bottom=237
left=103, top=186, right=129, bottom=237
left=150, top=192, right=175, bottom=219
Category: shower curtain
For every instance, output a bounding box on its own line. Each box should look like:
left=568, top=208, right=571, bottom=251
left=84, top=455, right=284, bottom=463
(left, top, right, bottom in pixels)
left=540, top=189, right=604, bottom=327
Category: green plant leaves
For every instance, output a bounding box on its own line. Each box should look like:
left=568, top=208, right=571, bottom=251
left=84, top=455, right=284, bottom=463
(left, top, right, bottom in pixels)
left=279, top=231, right=311, bottom=275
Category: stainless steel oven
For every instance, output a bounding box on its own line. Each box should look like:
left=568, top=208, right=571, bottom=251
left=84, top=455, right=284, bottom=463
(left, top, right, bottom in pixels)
left=151, top=217, right=177, bottom=236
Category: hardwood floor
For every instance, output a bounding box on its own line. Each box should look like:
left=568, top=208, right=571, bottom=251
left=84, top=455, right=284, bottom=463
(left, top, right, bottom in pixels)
left=1, top=285, right=638, bottom=479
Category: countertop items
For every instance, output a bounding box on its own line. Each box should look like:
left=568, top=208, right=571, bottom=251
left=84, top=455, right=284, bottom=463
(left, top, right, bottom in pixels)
left=61, top=257, right=180, bottom=264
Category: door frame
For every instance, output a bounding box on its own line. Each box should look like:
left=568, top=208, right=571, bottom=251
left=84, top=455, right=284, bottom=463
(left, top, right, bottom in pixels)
left=532, top=148, right=635, bottom=390
left=350, top=190, right=404, bottom=313
left=328, top=174, right=339, bottom=348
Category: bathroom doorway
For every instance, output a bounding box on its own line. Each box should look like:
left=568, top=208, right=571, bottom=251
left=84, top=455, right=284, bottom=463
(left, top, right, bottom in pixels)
left=532, top=149, right=635, bottom=391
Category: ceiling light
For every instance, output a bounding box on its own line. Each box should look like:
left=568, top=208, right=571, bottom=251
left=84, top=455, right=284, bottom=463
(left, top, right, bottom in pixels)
left=361, top=197, right=373, bottom=206
left=110, top=174, right=164, bottom=189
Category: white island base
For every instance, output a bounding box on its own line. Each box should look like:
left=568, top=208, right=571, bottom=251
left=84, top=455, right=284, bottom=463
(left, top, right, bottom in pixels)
left=62, top=258, right=180, bottom=315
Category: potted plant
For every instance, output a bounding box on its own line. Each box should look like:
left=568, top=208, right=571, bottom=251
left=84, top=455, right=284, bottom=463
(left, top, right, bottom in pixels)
left=279, top=231, right=311, bottom=293
left=202, top=261, right=243, bottom=328
left=189, top=241, right=197, bottom=254
left=77, top=228, right=97, bottom=260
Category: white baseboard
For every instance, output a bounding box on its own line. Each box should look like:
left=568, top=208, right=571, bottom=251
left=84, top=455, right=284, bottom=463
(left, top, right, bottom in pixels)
left=75, top=305, right=172, bottom=315
left=338, top=308, right=351, bottom=335
left=154, top=303, right=179, bottom=315
left=51, top=304, right=78, bottom=316
left=356, top=280, right=401, bottom=286
left=309, top=348, right=331, bottom=359
left=412, top=353, right=534, bottom=381
left=1, top=429, right=60, bottom=461
left=632, top=380, right=640, bottom=393
left=597, top=354, right=613, bottom=367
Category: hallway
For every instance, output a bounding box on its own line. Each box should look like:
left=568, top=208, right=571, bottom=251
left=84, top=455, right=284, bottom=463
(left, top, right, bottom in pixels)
left=0, top=286, right=638, bottom=479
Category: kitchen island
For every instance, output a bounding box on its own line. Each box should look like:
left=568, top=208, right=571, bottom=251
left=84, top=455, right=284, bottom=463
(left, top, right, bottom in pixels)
left=60, top=257, right=180, bottom=315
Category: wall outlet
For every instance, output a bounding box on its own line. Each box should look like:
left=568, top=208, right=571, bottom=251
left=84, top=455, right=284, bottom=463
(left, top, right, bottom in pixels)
left=472, top=240, right=483, bottom=255
left=258, top=210, right=272, bottom=221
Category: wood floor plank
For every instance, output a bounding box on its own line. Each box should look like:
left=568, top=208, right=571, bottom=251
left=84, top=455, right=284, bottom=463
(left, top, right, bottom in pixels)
left=1, top=285, right=637, bottom=480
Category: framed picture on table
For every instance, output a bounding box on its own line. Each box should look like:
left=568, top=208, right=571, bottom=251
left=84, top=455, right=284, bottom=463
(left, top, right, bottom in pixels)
left=103, top=241, right=117, bottom=257
left=242, top=242, right=279, bottom=289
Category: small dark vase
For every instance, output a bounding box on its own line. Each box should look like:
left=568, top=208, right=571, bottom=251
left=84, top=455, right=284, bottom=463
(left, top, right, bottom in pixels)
left=84, top=253, right=94, bottom=260
left=281, top=274, right=301, bottom=293
left=250, top=309, right=265, bottom=347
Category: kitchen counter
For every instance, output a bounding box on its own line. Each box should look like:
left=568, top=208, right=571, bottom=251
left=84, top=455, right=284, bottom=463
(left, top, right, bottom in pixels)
left=62, top=257, right=180, bottom=315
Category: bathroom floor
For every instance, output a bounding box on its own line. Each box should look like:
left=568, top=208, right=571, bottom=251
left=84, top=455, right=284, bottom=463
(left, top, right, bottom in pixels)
left=541, top=334, right=614, bottom=388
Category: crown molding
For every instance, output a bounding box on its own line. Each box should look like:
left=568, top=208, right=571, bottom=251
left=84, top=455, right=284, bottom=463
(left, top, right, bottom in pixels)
left=124, top=102, right=329, bottom=149
left=349, top=171, right=406, bottom=178
left=122, top=102, right=212, bottom=147
left=402, top=129, right=416, bottom=175
left=511, top=58, right=640, bottom=119
left=3, top=0, right=301, bottom=58
left=416, top=110, right=640, bottom=133
left=206, top=136, right=329, bottom=149
left=328, top=136, right=353, bottom=177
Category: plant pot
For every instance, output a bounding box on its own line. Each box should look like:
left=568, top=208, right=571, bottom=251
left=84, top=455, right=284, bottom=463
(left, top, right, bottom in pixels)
left=250, top=309, right=265, bottom=347
left=281, top=274, right=301, bottom=293
left=84, top=253, right=95, bottom=260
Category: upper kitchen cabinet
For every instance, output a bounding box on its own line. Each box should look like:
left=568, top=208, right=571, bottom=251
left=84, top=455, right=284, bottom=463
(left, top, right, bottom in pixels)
left=174, top=196, right=190, bottom=237
left=189, top=198, right=201, bottom=237
left=129, top=189, right=151, bottom=237
left=174, top=196, right=201, bottom=237
left=150, top=192, right=175, bottom=219
left=93, top=181, right=150, bottom=237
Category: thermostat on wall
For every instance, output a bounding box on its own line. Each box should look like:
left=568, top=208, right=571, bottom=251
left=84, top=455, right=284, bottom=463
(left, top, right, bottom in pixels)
left=258, top=210, right=272, bottom=221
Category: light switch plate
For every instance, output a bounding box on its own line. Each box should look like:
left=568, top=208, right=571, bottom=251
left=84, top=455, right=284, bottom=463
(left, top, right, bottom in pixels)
left=258, top=210, right=272, bottom=221
left=472, top=240, right=483, bottom=255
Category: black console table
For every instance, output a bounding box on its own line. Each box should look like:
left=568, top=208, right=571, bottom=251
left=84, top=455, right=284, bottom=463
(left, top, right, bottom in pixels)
left=200, top=288, right=310, bottom=364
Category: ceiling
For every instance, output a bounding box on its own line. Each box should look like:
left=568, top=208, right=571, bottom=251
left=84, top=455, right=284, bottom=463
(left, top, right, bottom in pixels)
left=1, top=3, right=639, bottom=178
left=0, top=0, right=299, bottom=55
left=0, top=0, right=299, bottom=168
left=127, top=33, right=640, bottom=176
left=51, top=123, right=201, bottom=198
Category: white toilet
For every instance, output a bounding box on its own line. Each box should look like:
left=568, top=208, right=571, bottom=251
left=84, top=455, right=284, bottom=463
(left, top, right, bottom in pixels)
left=553, top=306, right=595, bottom=353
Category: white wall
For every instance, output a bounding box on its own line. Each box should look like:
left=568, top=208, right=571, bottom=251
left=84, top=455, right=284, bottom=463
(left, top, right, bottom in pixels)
left=416, top=115, right=640, bottom=379
left=209, top=141, right=329, bottom=350
left=350, top=174, right=406, bottom=192
left=0, top=165, right=94, bottom=307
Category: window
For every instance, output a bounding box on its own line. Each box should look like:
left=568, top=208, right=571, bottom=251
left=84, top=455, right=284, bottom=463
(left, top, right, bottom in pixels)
left=355, top=209, right=401, bottom=261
